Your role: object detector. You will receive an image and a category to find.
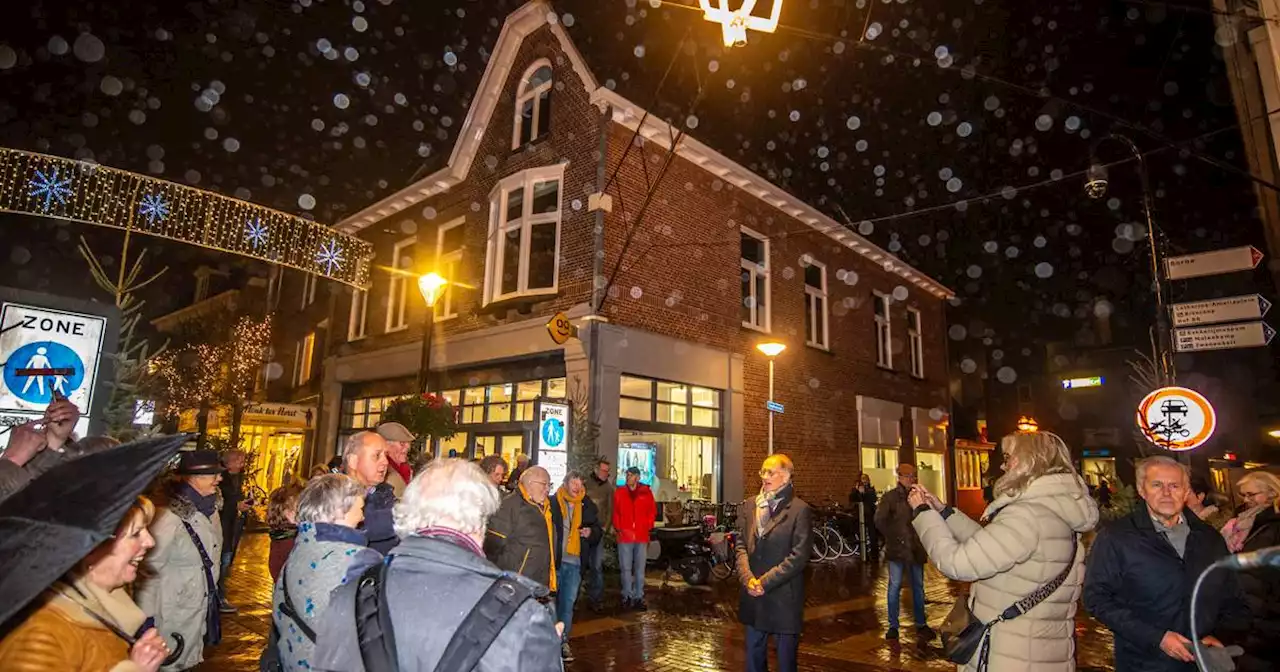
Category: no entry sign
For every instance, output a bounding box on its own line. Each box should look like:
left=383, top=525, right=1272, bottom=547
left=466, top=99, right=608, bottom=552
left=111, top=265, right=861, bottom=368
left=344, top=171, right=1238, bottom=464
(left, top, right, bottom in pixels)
left=1135, top=386, right=1216, bottom=452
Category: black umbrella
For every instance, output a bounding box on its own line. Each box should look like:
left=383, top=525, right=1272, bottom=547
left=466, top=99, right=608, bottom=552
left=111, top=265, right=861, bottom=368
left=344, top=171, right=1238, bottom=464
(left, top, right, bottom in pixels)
left=0, top=433, right=189, bottom=628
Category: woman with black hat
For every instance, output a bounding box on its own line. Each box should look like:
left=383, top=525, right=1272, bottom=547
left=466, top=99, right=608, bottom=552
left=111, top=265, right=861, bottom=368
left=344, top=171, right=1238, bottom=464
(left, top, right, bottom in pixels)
left=134, top=450, right=225, bottom=670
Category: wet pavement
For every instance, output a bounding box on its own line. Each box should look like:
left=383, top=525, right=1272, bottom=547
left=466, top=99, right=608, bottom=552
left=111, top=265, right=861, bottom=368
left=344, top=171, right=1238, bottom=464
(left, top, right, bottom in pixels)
left=201, top=533, right=1115, bottom=671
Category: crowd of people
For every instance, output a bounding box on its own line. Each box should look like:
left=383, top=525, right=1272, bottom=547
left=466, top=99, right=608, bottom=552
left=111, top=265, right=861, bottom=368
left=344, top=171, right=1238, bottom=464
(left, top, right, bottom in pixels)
left=2, top=396, right=1279, bottom=671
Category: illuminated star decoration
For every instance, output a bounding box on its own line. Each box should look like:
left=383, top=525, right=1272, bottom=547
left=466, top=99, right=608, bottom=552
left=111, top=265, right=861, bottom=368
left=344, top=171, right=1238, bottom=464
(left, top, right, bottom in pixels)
left=28, top=168, right=73, bottom=210
left=315, top=238, right=345, bottom=275
left=699, top=0, right=783, bottom=47
left=244, top=217, right=269, bottom=249
left=137, top=193, right=170, bottom=227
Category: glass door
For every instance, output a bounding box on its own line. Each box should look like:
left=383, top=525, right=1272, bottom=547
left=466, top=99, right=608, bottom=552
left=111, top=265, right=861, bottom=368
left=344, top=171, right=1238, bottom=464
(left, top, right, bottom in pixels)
left=474, top=433, right=525, bottom=468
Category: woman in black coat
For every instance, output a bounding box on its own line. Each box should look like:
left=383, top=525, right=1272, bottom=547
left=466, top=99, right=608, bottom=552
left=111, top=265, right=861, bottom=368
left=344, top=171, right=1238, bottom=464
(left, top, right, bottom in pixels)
left=1227, top=489, right=1280, bottom=670
left=736, top=454, right=814, bottom=672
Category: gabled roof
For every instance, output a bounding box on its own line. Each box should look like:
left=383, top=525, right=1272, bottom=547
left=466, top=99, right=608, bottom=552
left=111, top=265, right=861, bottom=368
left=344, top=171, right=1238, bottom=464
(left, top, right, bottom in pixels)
left=337, top=0, right=953, bottom=299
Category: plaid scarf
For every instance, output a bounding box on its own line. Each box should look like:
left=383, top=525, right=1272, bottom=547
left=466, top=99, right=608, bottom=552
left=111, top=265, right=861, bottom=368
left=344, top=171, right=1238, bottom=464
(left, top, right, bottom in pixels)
left=754, top=483, right=790, bottom=537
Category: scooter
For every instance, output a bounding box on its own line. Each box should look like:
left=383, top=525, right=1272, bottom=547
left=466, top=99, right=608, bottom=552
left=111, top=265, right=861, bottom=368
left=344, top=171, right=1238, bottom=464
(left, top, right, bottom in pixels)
left=651, top=524, right=716, bottom=587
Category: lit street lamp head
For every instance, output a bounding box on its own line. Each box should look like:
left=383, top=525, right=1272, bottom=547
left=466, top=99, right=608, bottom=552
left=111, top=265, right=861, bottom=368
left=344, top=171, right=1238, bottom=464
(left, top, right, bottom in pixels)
left=756, top=342, right=786, bottom=358
left=417, top=272, right=447, bottom=307
left=1084, top=163, right=1108, bottom=199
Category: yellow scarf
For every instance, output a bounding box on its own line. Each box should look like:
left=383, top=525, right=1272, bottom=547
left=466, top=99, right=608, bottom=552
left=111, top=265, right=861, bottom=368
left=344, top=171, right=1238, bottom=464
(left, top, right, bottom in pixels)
left=519, top=483, right=557, bottom=592
left=556, top=486, right=585, bottom=558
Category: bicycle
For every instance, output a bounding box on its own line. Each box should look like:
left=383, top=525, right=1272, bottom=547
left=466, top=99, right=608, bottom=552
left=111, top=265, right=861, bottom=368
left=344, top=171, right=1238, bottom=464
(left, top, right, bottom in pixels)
left=810, top=498, right=859, bottom=563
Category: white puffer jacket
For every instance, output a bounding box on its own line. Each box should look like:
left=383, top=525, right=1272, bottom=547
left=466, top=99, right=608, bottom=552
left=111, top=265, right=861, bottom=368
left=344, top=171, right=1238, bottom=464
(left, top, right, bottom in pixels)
left=913, top=473, right=1099, bottom=671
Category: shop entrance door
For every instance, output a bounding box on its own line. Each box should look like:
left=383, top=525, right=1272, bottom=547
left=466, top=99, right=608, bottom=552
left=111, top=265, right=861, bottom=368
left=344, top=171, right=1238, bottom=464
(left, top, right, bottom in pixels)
left=474, top=433, right=525, bottom=469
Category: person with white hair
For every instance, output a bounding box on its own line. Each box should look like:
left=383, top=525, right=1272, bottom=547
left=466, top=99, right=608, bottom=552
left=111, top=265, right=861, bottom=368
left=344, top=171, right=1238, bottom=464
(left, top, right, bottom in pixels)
left=268, top=474, right=380, bottom=672
left=310, top=459, right=563, bottom=671
left=342, top=431, right=399, bottom=554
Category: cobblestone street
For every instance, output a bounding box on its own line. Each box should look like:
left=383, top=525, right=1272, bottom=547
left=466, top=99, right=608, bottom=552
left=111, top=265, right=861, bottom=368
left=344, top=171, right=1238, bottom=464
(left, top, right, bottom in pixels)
left=200, top=533, right=1115, bottom=671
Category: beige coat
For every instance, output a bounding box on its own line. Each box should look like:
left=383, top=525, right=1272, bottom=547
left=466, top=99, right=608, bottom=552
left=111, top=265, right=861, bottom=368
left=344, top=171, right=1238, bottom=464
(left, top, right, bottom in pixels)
left=913, top=473, right=1099, bottom=671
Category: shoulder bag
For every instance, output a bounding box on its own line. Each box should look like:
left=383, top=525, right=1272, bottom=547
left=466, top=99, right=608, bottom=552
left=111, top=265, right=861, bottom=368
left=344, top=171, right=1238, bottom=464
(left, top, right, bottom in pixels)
left=941, top=533, right=1079, bottom=670
left=178, top=519, right=222, bottom=646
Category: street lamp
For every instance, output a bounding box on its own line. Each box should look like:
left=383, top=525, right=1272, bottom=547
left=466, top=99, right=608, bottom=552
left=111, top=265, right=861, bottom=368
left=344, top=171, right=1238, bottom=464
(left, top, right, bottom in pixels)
left=1016, top=415, right=1040, bottom=433
left=416, top=272, right=448, bottom=393
left=700, top=0, right=783, bottom=47
left=756, top=341, right=786, bottom=455
left=1084, top=134, right=1172, bottom=386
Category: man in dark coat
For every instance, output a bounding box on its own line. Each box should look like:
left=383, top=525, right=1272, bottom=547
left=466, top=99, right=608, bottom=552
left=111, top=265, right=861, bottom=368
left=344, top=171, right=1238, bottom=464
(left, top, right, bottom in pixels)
left=485, top=466, right=556, bottom=589
left=874, top=463, right=933, bottom=642
left=216, top=449, right=249, bottom=613
left=1084, top=456, right=1244, bottom=671
left=736, top=453, right=813, bottom=672
left=342, top=430, right=399, bottom=554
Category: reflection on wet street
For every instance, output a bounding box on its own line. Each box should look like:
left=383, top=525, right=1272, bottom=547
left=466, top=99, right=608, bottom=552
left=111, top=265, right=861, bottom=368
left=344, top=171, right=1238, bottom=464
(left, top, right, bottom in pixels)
left=201, top=533, right=1115, bottom=671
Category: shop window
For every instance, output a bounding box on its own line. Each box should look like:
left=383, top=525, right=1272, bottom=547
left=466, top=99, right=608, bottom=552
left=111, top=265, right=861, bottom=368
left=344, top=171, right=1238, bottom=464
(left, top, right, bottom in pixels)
left=618, top=375, right=722, bottom=430
left=387, top=237, right=416, bottom=332
left=618, top=430, right=720, bottom=502
left=441, top=377, right=567, bottom=426
left=435, top=217, right=465, bottom=320
left=512, top=61, right=552, bottom=149
left=740, top=227, right=770, bottom=331
left=916, top=451, right=947, bottom=504
left=907, top=307, right=924, bottom=378
left=546, top=377, right=567, bottom=399
left=861, top=446, right=900, bottom=493
left=484, top=165, right=564, bottom=304
left=461, top=387, right=486, bottom=424
left=487, top=384, right=514, bottom=423
left=438, top=432, right=468, bottom=458
left=340, top=395, right=400, bottom=431
left=874, top=291, right=892, bottom=369
left=804, top=259, right=828, bottom=349
left=956, top=448, right=991, bottom=490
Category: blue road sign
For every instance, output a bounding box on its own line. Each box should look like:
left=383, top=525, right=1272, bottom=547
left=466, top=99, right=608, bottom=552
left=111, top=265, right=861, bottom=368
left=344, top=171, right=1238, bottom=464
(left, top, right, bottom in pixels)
left=541, top=417, right=566, bottom=448
left=3, top=340, right=85, bottom=405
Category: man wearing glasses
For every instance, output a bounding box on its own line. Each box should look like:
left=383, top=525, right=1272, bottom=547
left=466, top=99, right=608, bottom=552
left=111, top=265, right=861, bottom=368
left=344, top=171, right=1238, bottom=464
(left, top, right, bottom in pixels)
left=485, top=466, right=558, bottom=595
left=875, top=463, right=934, bottom=643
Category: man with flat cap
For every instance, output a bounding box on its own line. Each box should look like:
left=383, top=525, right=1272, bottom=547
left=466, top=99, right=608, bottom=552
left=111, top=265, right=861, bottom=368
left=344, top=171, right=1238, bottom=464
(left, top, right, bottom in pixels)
left=376, top=421, right=416, bottom=499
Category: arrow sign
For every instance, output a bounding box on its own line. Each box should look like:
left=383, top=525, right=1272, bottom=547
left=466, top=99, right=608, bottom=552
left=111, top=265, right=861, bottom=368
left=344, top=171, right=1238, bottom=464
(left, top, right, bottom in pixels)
left=1165, top=246, right=1264, bottom=281
left=1170, top=294, right=1272, bottom=327
left=1174, top=322, right=1276, bottom=352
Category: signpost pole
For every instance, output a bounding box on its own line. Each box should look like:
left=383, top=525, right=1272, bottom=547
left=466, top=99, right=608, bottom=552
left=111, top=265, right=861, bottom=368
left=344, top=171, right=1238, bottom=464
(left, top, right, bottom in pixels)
left=767, top=358, right=775, bottom=456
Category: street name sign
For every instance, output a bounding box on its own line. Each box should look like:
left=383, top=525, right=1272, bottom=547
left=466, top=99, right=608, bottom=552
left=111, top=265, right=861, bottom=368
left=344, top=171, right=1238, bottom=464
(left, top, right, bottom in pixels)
left=1165, top=246, right=1263, bottom=281
left=766, top=400, right=784, bottom=414
left=1171, top=295, right=1272, bottom=327
left=1174, top=322, right=1276, bottom=352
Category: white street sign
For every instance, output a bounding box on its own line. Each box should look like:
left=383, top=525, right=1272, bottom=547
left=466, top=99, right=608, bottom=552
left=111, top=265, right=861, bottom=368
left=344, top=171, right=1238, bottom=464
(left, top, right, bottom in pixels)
left=0, top=303, right=107, bottom=417
left=1174, top=322, right=1276, bottom=352
left=1171, top=295, right=1272, bottom=327
left=536, top=400, right=570, bottom=488
left=1165, top=246, right=1263, bottom=281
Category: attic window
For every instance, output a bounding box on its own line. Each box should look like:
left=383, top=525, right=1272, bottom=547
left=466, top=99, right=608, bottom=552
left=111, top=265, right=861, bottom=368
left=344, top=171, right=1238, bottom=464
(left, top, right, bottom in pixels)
left=513, top=61, right=553, bottom=149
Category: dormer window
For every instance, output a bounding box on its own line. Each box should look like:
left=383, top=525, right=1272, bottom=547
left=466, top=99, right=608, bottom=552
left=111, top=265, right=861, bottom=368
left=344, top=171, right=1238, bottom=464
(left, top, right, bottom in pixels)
left=513, top=61, right=553, bottom=149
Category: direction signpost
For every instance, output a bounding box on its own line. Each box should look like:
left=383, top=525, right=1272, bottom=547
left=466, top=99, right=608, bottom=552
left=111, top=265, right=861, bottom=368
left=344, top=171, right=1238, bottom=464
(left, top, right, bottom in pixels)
left=1170, top=295, right=1271, bottom=327
left=1165, top=246, right=1263, bottom=281
left=1174, top=322, right=1277, bottom=353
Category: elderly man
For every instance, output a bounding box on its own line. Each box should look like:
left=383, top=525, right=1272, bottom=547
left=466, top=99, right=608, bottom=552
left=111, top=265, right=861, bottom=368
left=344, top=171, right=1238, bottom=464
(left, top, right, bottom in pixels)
left=342, top=430, right=399, bottom=554
left=311, top=459, right=563, bottom=671
left=485, top=466, right=556, bottom=590
left=479, top=454, right=509, bottom=490
left=1085, top=456, right=1243, bottom=671
left=376, top=421, right=415, bottom=498
left=584, top=457, right=615, bottom=612
left=875, top=463, right=933, bottom=642
left=736, top=454, right=813, bottom=672
left=506, top=453, right=531, bottom=490
left=0, top=398, right=85, bottom=502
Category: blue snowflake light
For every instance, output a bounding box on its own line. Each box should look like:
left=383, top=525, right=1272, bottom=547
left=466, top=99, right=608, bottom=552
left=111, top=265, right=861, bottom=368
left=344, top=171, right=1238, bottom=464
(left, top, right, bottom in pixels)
left=315, top=238, right=345, bottom=275
left=138, top=193, right=170, bottom=227
left=28, top=168, right=73, bottom=210
left=245, top=218, right=269, bottom=249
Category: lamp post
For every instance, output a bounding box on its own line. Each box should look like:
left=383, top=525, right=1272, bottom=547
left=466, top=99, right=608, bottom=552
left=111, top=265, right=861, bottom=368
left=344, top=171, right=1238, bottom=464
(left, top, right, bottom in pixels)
left=756, top=341, right=786, bottom=455
left=1084, top=134, right=1173, bottom=386
left=416, top=272, right=447, bottom=393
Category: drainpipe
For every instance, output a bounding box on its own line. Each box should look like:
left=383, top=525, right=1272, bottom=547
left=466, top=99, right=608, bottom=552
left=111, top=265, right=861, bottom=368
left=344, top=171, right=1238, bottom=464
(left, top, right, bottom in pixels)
left=588, top=104, right=609, bottom=454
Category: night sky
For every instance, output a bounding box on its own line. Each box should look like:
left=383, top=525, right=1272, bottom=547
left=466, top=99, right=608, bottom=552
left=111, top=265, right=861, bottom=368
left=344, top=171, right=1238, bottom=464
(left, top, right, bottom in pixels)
left=0, top=0, right=1273, bottom=399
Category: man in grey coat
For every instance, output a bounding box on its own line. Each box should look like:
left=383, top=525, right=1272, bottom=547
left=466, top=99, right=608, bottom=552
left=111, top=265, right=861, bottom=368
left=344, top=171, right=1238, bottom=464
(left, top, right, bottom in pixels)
left=311, top=458, right=563, bottom=672
left=583, top=457, right=615, bottom=611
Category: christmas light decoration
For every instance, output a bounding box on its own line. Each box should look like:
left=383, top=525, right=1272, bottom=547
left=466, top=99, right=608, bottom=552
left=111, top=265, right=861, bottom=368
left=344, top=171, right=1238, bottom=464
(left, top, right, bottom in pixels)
left=700, top=0, right=782, bottom=47
left=152, top=314, right=272, bottom=418
left=0, top=147, right=372, bottom=288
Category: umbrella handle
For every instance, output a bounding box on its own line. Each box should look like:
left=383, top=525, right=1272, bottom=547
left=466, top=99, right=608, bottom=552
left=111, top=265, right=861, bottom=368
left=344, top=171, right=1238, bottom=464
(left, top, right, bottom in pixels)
left=162, top=633, right=184, bottom=666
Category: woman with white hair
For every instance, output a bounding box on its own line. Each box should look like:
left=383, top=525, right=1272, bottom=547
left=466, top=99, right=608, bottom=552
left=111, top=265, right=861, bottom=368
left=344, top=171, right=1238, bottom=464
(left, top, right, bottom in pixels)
left=269, top=474, right=380, bottom=672
left=908, top=432, right=1099, bottom=671
left=1221, top=471, right=1280, bottom=670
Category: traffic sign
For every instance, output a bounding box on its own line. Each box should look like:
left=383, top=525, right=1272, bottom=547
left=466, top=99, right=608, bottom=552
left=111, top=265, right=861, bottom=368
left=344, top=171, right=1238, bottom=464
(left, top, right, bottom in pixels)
left=766, top=400, right=784, bottom=414
left=1171, top=295, right=1272, bottom=327
left=1165, top=246, right=1263, bottom=281
left=546, top=312, right=577, bottom=346
left=536, top=400, right=570, bottom=488
left=1174, top=322, right=1276, bottom=352
left=0, top=303, right=106, bottom=414
left=1136, top=386, right=1216, bottom=451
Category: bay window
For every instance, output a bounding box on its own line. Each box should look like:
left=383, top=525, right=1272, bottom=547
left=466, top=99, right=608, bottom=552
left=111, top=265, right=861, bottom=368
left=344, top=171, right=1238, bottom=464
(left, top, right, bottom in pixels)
left=484, top=165, right=564, bottom=304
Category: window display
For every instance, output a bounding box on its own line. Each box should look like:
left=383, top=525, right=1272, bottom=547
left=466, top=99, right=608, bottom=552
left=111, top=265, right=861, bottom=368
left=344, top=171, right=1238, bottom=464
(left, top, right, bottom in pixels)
left=916, top=451, right=947, bottom=504
left=861, top=446, right=899, bottom=493
left=618, top=431, right=719, bottom=502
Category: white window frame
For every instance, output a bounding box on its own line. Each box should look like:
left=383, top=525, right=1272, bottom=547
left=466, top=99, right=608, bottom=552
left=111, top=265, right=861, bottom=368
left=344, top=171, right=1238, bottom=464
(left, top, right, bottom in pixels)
left=348, top=288, right=368, bottom=341
left=874, top=291, right=893, bottom=369
left=294, top=332, right=315, bottom=386
left=512, top=60, right=553, bottom=149
left=435, top=217, right=465, bottom=320
left=386, top=236, right=416, bottom=332
left=907, top=307, right=924, bottom=378
left=803, top=258, right=828, bottom=349
left=483, top=164, right=565, bottom=304
left=301, top=274, right=317, bottom=309
left=741, top=226, right=771, bottom=332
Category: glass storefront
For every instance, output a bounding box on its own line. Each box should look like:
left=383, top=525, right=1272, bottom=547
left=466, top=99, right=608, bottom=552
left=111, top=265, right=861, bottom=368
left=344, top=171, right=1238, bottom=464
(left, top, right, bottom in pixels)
left=1081, top=458, right=1118, bottom=489
left=956, top=445, right=991, bottom=490
left=861, top=446, right=899, bottom=493
left=617, top=374, right=723, bottom=503
left=916, top=451, right=947, bottom=503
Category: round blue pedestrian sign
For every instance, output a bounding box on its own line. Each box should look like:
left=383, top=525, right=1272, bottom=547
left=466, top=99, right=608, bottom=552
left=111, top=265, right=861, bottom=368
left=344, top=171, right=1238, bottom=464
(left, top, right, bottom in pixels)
left=541, top=417, right=565, bottom=448
left=3, top=340, right=85, bottom=405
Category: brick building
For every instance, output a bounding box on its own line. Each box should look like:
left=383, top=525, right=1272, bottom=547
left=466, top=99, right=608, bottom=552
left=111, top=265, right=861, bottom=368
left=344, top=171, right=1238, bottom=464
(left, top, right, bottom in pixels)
left=281, top=0, right=953, bottom=505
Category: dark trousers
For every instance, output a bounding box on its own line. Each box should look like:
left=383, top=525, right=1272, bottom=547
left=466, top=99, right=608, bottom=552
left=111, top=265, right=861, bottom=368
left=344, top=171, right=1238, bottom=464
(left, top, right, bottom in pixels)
left=745, top=625, right=799, bottom=672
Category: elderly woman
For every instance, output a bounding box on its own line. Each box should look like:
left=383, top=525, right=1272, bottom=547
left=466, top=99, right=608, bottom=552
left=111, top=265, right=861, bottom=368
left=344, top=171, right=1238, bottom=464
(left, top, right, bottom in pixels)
left=271, top=474, right=381, bottom=672
left=0, top=496, right=171, bottom=671
left=1222, top=471, right=1280, bottom=670
left=909, top=432, right=1099, bottom=671
left=134, top=450, right=225, bottom=671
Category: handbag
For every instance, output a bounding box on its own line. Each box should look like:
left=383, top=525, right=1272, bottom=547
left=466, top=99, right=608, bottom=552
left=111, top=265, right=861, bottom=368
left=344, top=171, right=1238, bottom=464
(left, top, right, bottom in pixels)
left=941, top=534, right=1079, bottom=669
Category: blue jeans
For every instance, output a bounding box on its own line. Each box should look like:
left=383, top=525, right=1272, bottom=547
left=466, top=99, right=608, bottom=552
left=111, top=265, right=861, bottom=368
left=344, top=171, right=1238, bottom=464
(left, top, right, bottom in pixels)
left=746, top=625, right=799, bottom=672
left=886, top=561, right=926, bottom=630
left=555, top=563, right=583, bottom=640
left=585, top=541, right=605, bottom=604
left=617, top=542, right=646, bottom=601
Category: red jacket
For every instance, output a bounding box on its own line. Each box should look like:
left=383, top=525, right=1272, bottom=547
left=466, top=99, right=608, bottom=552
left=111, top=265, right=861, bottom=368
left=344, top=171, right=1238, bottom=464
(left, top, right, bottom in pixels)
left=613, top=483, right=657, bottom=544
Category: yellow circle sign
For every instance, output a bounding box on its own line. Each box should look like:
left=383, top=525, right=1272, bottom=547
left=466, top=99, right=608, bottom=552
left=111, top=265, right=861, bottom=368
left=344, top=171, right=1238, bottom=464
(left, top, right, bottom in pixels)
left=1135, top=386, right=1216, bottom=451
left=546, top=312, right=576, bottom=346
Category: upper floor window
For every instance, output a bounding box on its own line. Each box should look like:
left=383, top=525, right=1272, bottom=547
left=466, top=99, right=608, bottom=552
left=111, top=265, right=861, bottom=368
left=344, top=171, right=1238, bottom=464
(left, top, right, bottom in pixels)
left=907, top=307, right=924, bottom=378
left=301, top=274, right=317, bottom=309
left=513, top=61, right=553, bottom=149
left=386, top=237, right=416, bottom=332
left=874, top=292, right=892, bottom=369
left=803, top=259, right=828, bottom=349
left=484, top=165, right=564, bottom=304
left=741, top=228, right=770, bottom=331
left=436, top=217, right=465, bottom=320
left=348, top=288, right=368, bottom=341
left=294, top=332, right=315, bottom=386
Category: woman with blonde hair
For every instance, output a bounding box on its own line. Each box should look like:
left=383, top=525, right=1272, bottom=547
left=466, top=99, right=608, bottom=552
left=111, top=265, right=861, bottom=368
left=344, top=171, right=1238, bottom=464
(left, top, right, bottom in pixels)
left=0, top=496, right=173, bottom=671
left=1221, top=471, right=1280, bottom=670
left=907, top=431, right=1099, bottom=671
